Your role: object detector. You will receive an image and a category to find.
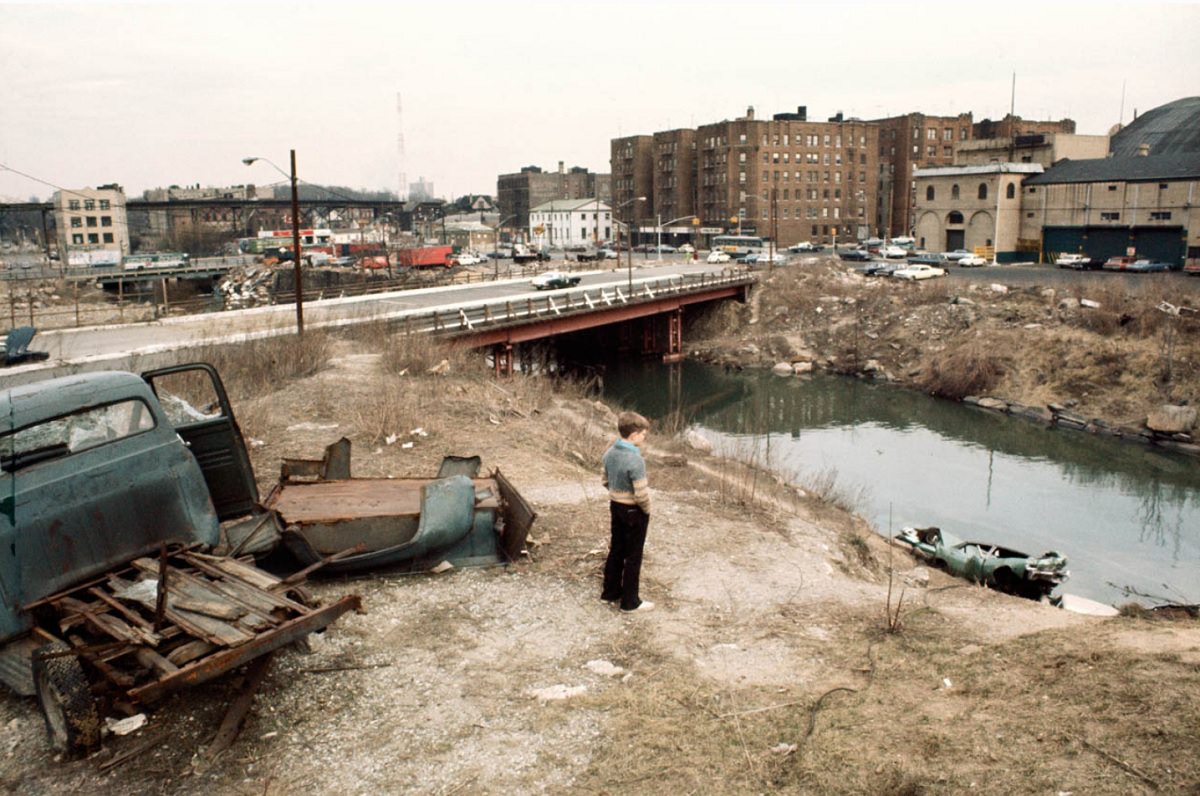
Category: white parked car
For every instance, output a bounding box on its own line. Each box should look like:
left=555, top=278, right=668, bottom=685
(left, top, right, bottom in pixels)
left=880, top=245, right=909, bottom=259
left=678, top=243, right=695, bottom=254
left=787, top=241, right=816, bottom=253
left=707, top=250, right=731, bottom=264
left=957, top=255, right=988, bottom=267
left=892, top=264, right=947, bottom=280
left=450, top=253, right=485, bottom=266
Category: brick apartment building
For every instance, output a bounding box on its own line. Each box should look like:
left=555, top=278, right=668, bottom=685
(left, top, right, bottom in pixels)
left=613, top=106, right=881, bottom=248
left=870, top=113, right=974, bottom=238
left=496, top=163, right=610, bottom=232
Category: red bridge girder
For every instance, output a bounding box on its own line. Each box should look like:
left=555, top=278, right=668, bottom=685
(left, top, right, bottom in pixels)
left=459, top=282, right=746, bottom=348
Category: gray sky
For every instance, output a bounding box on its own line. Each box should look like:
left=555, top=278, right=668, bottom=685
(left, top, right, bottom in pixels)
left=2, top=0, right=1197, bottom=202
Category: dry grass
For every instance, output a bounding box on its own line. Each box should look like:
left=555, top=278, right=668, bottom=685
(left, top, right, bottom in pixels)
left=189, top=328, right=335, bottom=400
left=918, top=339, right=1004, bottom=400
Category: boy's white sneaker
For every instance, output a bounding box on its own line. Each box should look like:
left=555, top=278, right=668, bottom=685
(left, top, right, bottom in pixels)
left=620, top=600, right=654, bottom=613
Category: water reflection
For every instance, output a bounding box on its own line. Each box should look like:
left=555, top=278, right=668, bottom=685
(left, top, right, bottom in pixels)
left=604, top=359, right=1200, bottom=606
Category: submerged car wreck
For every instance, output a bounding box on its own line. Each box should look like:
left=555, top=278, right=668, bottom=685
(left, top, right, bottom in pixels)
left=256, top=439, right=537, bottom=574
left=894, top=526, right=1069, bottom=601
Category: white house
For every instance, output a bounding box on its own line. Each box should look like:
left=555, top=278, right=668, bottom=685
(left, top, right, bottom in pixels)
left=528, top=198, right=611, bottom=248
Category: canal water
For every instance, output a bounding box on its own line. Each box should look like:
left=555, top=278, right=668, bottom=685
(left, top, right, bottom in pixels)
left=602, top=359, right=1200, bottom=608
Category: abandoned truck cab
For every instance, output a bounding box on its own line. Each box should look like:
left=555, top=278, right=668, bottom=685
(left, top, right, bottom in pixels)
left=0, top=365, right=359, bottom=755
left=0, top=370, right=224, bottom=640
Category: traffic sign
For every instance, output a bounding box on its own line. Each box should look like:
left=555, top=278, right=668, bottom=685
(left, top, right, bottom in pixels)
left=699, top=227, right=723, bottom=234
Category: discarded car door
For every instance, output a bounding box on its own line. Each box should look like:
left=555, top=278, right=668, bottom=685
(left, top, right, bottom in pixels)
left=143, top=363, right=259, bottom=521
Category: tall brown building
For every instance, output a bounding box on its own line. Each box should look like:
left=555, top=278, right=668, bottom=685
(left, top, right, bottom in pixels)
left=613, top=106, right=880, bottom=247
left=496, top=163, right=610, bottom=231
left=610, top=135, right=655, bottom=235
left=871, top=112, right=974, bottom=238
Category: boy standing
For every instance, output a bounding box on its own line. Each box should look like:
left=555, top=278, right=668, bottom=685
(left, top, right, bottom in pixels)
left=601, top=411, right=653, bottom=613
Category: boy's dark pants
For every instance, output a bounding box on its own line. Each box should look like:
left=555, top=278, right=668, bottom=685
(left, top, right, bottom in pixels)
left=602, top=502, right=649, bottom=610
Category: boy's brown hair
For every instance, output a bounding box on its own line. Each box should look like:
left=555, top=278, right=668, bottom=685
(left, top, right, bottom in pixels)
left=617, top=411, right=650, bottom=439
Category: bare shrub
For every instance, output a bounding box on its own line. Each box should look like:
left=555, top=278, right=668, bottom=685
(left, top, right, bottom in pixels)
left=918, top=339, right=1003, bottom=400
left=189, top=328, right=333, bottom=400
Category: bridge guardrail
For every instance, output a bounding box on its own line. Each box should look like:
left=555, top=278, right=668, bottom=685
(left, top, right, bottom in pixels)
left=410, top=269, right=755, bottom=337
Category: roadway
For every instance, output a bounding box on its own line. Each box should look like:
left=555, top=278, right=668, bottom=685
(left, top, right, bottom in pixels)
left=3, top=260, right=726, bottom=382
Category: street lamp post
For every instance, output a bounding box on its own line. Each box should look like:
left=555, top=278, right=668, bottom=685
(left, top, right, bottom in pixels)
left=656, top=215, right=698, bottom=263
left=243, top=150, right=304, bottom=335
left=617, top=196, right=646, bottom=295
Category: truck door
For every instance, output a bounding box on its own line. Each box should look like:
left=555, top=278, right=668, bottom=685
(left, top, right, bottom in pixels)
left=142, top=363, right=259, bottom=520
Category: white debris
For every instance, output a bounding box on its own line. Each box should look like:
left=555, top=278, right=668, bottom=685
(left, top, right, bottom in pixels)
left=583, top=660, right=626, bottom=678
left=286, top=422, right=339, bottom=432
left=528, top=684, right=587, bottom=702
left=385, top=434, right=398, bottom=446
left=104, top=714, right=147, bottom=736
left=770, top=743, right=798, bottom=755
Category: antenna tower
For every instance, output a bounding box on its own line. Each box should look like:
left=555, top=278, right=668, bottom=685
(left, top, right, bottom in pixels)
left=396, top=92, right=409, bottom=202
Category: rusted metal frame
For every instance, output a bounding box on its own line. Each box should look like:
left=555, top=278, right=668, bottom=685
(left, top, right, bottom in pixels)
left=127, top=594, right=363, bottom=704
left=155, top=546, right=169, bottom=631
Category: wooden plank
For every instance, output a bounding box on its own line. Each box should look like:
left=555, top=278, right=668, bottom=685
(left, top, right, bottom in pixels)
left=88, top=587, right=156, bottom=630
left=135, top=647, right=180, bottom=676
left=165, top=639, right=216, bottom=667
left=183, top=552, right=281, bottom=590
left=176, top=554, right=310, bottom=614
left=56, top=596, right=161, bottom=647
left=173, top=599, right=245, bottom=621
left=149, top=563, right=282, bottom=630
left=120, top=564, right=254, bottom=648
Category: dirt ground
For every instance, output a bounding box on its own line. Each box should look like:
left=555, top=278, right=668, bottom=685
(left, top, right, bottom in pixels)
left=0, top=331, right=1196, bottom=795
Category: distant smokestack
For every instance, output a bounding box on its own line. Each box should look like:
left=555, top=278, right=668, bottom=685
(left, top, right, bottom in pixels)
left=558, top=161, right=564, bottom=174
left=746, top=105, right=755, bottom=120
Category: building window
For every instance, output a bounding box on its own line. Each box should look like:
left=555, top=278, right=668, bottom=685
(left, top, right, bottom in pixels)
left=100, top=199, right=110, bottom=210
left=943, top=128, right=953, bottom=141
left=960, top=128, right=968, bottom=140
left=86, top=216, right=98, bottom=227
left=951, top=184, right=960, bottom=199
left=926, top=186, right=935, bottom=201
left=947, top=211, right=964, bottom=224
left=84, top=199, right=95, bottom=210
left=103, top=233, right=114, bottom=243
left=739, top=134, right=746, bottom=144
left=72, top=234, right=83, bottom=244
left=927, top=128, right=936, bottom=140
left=1150, top=211, right=1172, bottom=220
left=1107, top=185, right=1118, bottom=191
left=978, top=183, right=988, bottom=200
left=101, top=216, right=113, bottom=227
left=70, top=217, right=82, bottom=228
left=927, top=145, right=936, bottom=157
left=1006, top=183, right=1015, bottom=199
left=88, top=233, right=99, bottom=244
left=1100, top=212, right=1120, bottom=221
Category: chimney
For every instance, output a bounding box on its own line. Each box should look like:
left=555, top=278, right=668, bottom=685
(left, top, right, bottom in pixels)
left=746, top=105, right=755, bottom=120
left=558, top=161, right=564, bottom=174
left=797, top=105, right=807, bottom=121
left=1137, top=143, right=1150, bottom=157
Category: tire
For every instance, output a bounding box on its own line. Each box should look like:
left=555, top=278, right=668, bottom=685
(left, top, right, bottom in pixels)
left=33, top=640, right=101, bottom=755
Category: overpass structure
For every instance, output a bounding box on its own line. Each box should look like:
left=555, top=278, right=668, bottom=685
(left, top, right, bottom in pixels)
left=424, top=270, right=754, bottom=375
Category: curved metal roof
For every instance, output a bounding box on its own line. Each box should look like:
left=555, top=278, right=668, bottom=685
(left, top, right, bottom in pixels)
left=1110, top=96, right=1200, bottom=158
